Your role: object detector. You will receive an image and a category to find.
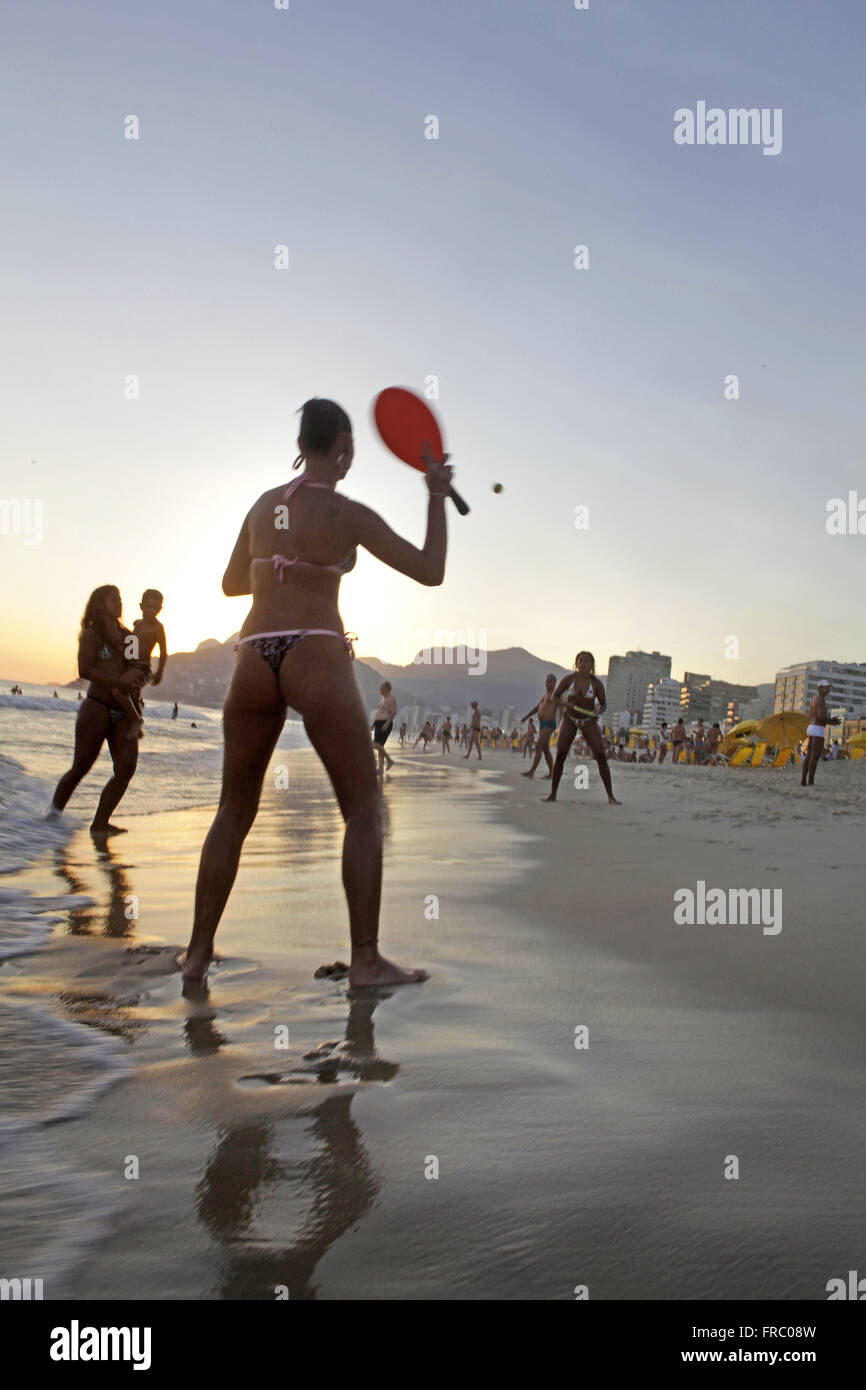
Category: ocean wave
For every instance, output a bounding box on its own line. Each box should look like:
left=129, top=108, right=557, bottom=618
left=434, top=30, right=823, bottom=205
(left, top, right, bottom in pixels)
left=0, top=692, right=216, bottom=720
left=0, top=754, right=81, bottom=879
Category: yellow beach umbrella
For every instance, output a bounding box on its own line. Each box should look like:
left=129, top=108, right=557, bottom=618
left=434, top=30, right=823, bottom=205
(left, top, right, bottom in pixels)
left=726, top=719, right=761, bottom=739
left=756, top=711, right=809, bottom=747
left=846, top=730, right=866, bottom=748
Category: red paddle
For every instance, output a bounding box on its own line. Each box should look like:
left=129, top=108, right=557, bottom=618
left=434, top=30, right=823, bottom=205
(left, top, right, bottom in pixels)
left=372, top=387, right=470, bottom=515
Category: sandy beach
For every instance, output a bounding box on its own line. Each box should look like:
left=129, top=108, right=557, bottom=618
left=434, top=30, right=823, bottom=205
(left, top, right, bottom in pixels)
left=1, top=747, right=864, bottom=1301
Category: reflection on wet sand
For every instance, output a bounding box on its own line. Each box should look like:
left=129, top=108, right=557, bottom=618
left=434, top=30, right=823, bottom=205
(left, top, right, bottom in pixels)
left=195, top=996, right=395, bottom=1300
left=53, top=842, right=137, bottom=939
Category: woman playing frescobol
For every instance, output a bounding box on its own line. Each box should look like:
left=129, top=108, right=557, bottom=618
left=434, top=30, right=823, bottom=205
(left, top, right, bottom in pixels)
left=543, top=650, right=620, bottom=805
left=178, top=398, right=452, bottom=986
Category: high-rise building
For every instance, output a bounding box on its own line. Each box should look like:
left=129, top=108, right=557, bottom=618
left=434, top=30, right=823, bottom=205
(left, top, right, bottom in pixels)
left=605, top=651, right=672, bottom=724
left=774, top=660, right=866, bottom=716
left=681, top=672, right=758, bottom=724
left=643, top=676, right=683, bottom=731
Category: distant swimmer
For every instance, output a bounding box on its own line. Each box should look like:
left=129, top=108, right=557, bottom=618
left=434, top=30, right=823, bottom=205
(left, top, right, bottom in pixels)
left=179, top=397, right=451, bottom=987
left=172, top=702, right=179, bottom=719
left=543, top=651, right=619, bottom=805
left=371, top=680, right=396, bottom=777
left=464, top=701, right=482, bottom=760
left=801, top=678, right=838, bottom=787
left=520, top=674, right=559, bottom=779
left=51, top=586, right=147, bottom=834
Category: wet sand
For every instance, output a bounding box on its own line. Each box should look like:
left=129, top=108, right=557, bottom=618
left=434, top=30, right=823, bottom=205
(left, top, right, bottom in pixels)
left=2, top=750, right=864, bottom=1299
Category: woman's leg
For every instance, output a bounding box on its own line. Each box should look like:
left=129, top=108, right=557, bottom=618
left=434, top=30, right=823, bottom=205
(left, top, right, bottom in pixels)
left=278, top=638, right=426, bottom=987
left=543, top=718, right=577, bottom=801
left=52, top=700, right=108, bottom=812
left=91, top=714, right=141, bottom=831
left=582, top=721, right=620, bottom=803
left=181, top=655, right=285, bottom=977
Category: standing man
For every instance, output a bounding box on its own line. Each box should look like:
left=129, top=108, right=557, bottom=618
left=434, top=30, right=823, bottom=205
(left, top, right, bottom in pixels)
left=520, top=674, right=560, bottom=779
left=693, top=718, right=706, bottom=765
left=801, top=679, right=838, bottom=787
left=465, top=702, right=483, bottom=760
left=441, top=716, right=453, bottom=754
left=371, top=680, right=397, bottom=778
left=705, top=722, right=722, bottom=764
left=670, top=717, right=686, bottom=766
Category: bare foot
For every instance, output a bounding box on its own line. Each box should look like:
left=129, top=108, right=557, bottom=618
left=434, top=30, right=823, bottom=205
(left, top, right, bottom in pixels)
left=175, top=947, right=213, bottom=980
left=91, top=822, right=127, bottom=836
left=521, top=770, right=534, bottom=778
left=608, top=797, right=622, bottom=805
left=541, top=794, right=557, bottom=802
left=349, top=950, right=428, bottom=988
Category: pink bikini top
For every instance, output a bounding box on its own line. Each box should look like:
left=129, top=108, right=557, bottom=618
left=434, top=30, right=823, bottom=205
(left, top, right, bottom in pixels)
left=260, top=475, right=357, bottom=582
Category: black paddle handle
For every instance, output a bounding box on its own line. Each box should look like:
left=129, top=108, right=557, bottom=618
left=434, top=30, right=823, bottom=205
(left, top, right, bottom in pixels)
left=448, top=483, right=470, bottom=516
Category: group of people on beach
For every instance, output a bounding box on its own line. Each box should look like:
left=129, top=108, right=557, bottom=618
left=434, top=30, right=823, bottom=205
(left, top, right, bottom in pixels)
left=45, top=394, right=848, bottom=992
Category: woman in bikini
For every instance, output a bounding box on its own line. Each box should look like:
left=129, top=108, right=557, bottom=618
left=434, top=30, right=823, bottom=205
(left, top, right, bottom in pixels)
left=543, top=650, right=620, bottom=805
left=178, top=398, right=452, bottom=987
left=51, top=586, right=147, bottom=834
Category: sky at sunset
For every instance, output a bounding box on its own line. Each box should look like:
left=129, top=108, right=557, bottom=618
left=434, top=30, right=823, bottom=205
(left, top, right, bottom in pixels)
left=2, top=0, right=865, bottom=685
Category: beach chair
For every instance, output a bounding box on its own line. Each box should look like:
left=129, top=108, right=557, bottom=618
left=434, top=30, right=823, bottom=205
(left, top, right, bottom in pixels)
left=749, top=742, right=768, bottom=768
left=850, top=747, right=865, bottom=760
left=726, top=745, right=753, bottom=768
left=772, top=748, right=794, bottom=769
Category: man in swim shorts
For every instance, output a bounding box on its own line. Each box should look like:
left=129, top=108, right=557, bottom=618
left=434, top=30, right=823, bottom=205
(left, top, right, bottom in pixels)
left=520, top=673, right=559, bottom=779
left=801, top=679, right=838, bottom=786
left=371, top=680, right=397, bottom=777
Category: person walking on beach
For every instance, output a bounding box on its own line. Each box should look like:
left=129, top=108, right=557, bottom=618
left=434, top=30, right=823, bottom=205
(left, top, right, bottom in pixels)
left=657, top=722, right=669, bottom=764
left=543, top=651, right=619, bottom=805
left=398, top=721, right=407, bottom=746
left=50, top=586, right=148, bottom=835
left=413, top=719, right=435, bottom=751
left=670, top=717, right=686, bottom=765
left=178, top=397, right=452, bottom=987
left=371, top=680, right=396, bottom=778
left=801, top=679, right=838, bottom=787
left=441, top=716, right=452, bottom=753
left=465, top=702, right=483, bottom=760
left=520, top=674, right=559, bottom=779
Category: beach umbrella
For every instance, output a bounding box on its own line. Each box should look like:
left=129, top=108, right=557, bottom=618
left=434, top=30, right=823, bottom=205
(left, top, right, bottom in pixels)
left=845, top=731, right=866, bottom=748
left=726, top=719, right=761, bottom=739
left=628, top=727, right=647, bottom=735
left=756, top=712, right=809, bottom=747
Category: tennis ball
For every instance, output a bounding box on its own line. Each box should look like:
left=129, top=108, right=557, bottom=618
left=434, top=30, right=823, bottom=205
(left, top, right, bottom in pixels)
left=492, top=482, right=503, bottom=494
